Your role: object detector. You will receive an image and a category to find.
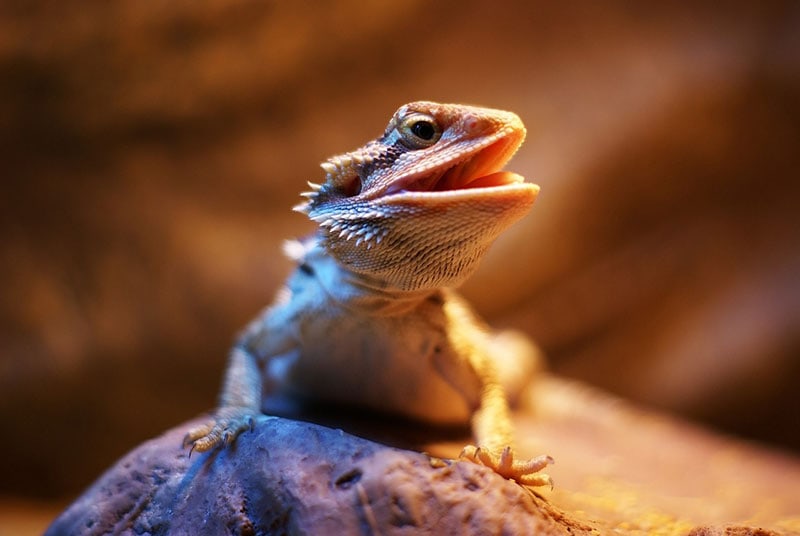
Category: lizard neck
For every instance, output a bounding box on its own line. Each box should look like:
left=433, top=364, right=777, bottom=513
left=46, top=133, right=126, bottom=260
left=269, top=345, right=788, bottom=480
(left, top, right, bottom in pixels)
left=304, top=236, right=438, bottom=316
left=341, top=269, right=440, bottom=316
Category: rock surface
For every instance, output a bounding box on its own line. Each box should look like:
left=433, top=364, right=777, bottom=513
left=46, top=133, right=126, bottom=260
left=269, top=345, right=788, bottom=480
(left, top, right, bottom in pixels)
left=46, top=376, right=800, bottom=534
left=46, top=416, right=594, bottom=535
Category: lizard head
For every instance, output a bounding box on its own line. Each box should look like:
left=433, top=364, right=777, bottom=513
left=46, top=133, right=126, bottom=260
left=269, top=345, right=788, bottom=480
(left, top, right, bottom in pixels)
left=295, top=101, right=539, bottom=292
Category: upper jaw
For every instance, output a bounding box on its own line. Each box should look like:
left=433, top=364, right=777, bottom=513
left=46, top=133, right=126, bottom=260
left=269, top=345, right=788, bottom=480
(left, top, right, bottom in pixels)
left=379, top=125, right=527, bottom=199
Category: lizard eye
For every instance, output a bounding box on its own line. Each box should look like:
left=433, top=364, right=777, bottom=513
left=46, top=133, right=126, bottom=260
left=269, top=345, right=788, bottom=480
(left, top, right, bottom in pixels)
left=397, top=113, right=442, bottom=149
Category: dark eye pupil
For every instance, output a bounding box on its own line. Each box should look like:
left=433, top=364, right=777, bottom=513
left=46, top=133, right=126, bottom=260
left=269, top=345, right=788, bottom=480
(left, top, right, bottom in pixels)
left=411, top=120, right=435, bottom=140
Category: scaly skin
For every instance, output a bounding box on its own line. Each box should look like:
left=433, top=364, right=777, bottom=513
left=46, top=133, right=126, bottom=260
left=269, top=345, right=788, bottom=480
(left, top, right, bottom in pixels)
left=185, top=101, right=552, bottom=487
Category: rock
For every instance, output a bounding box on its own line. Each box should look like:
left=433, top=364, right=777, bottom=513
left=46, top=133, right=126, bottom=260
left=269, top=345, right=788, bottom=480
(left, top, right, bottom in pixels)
left=46, top=416, right=594, bottom=535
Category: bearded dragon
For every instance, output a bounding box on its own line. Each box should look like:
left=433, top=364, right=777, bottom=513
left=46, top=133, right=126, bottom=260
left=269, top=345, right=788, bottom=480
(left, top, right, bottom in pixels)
left=185, top=101, right=553, bottom=487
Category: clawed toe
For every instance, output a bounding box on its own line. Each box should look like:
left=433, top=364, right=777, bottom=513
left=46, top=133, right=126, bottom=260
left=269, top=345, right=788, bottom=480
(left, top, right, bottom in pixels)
left=460, top=445, right=554, bottom=488
left=183, top=409, right=257, bottom=454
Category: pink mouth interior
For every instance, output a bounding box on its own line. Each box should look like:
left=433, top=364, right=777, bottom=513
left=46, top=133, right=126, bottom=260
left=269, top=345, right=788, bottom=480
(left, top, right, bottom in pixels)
left=456, top=170, right=524, bottom=189
left=381, top=134, right=526, bottom=196
left=427, top=137, right=523, bottom=192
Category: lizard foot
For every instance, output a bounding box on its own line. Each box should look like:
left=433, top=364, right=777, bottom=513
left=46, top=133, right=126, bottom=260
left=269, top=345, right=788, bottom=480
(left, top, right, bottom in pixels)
left=183, top=407, right=257, bottom=454
left=460, top=445, right=554, bottom=488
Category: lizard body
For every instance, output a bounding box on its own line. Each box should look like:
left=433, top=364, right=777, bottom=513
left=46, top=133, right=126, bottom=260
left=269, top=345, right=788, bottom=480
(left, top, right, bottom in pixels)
left=186, top=101, right=553, bottom=486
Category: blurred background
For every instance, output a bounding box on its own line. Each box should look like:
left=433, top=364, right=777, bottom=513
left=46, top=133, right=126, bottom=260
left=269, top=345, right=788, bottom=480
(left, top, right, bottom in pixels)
left=1, top=0, right=798, bottom=530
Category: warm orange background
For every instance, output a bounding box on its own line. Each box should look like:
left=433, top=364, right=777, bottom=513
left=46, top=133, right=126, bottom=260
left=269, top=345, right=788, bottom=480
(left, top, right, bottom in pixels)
left=0, top=1, right=797, bottom=527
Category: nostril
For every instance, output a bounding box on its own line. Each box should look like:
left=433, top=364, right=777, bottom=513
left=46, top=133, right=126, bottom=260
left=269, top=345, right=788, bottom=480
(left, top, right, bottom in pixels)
left=465, top=117, right=482, bottom=133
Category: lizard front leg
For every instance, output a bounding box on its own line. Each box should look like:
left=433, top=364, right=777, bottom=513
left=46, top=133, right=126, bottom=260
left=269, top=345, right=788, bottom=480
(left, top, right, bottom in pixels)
left=184, top=343, right=263, bottom=452
left=437, top=295, right=553, bottom=487
left=460, top=371, right=553, bottom=487
left=184, top=279, right=305, bottom=454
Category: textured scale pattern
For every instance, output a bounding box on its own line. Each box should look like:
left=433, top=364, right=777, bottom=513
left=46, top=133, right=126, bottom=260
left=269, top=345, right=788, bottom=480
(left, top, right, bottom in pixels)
left=298, top=101, right=538, bottom=291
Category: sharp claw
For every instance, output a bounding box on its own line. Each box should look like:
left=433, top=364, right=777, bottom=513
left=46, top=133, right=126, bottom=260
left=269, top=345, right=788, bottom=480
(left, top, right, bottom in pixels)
left=499, top=446, right=513, bottom=472
left=183, top=410, right=258, bottom=455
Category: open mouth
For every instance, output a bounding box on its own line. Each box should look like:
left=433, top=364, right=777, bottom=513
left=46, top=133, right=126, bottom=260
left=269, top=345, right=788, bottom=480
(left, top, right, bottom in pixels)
left=383, top=130, right=526, bottom=197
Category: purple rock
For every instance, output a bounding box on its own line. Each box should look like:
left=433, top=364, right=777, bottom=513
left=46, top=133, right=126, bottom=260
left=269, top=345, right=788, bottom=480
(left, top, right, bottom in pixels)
left=46, top=416, right=583, bottom=535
